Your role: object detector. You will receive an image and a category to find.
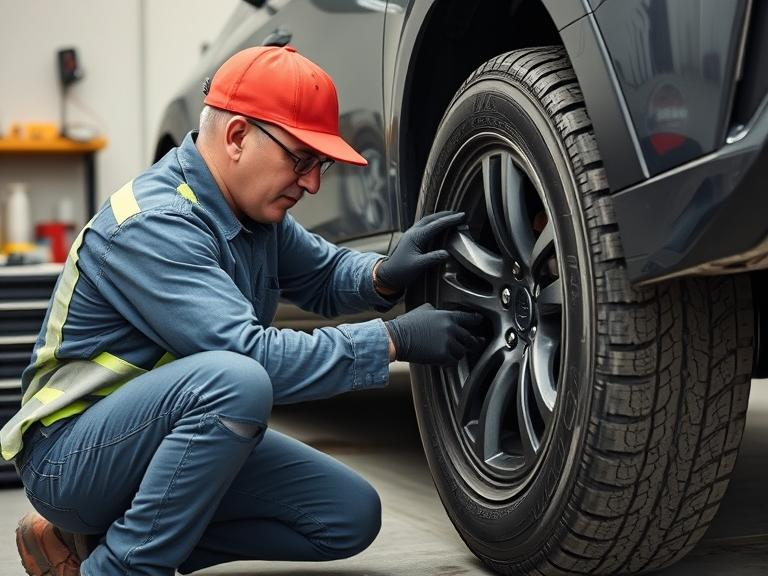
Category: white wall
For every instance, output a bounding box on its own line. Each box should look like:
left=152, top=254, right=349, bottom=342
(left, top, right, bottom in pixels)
left=0, top=0, right=237, bottom=233
left=143, top=0, right=239, bottom=162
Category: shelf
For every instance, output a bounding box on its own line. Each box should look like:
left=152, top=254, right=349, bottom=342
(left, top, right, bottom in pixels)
left=0, top=263, right=64, bottom=277
left=0, top=335, right=36, bottom=346
left=0, top=135, right=106, bottom=219
left=0, top=384, right=22, bottom=405
left=0, top=301, right=49, bottom=311
left=0, top=379, right=21, bottom=391
left=0, top=393, right=22, bottom=406
left=0, top=136, right=106, bottom=155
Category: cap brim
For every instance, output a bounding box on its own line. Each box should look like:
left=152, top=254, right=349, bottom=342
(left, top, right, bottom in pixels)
left=278, top=125, right=368, bottom=166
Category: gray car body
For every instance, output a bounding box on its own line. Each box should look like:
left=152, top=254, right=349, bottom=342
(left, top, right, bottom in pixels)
left=0, top=0, right=762, bottom=484
left=154, top=0, right=767, bottom=294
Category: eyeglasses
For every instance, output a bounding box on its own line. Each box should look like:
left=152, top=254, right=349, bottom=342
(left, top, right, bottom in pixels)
left=246, top=119, right=335, bottom=176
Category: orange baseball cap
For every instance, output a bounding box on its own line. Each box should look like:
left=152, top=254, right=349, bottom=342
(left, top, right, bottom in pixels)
left=203, top=45, right=367, bottom=166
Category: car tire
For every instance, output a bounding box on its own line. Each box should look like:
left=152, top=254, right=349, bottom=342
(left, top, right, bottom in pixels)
left=408, top=47, right=754, bottom=575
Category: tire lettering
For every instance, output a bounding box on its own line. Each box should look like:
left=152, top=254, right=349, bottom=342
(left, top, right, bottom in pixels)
left=473, top=93, right=496, bottom=114
left=563, top=367, right=579, bottom=430
left=533, top=436, right=565, bottom=521
left=566, top=255, right=579, bottom=306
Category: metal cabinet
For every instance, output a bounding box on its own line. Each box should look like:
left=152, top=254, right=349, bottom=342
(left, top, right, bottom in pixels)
left=0, top=264, right=61, bottom=481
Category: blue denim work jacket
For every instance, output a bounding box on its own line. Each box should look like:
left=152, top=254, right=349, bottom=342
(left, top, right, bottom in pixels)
left=23, top=131, right=394, bottom=406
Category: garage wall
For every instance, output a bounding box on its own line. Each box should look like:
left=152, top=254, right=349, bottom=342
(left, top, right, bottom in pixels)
left=143, top=0, right=240, bottom=163
left=0, top=0, right=237, bottom=234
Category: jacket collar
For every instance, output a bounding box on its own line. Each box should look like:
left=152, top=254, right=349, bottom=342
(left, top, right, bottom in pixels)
left=176, top=130, right=261, bottom=240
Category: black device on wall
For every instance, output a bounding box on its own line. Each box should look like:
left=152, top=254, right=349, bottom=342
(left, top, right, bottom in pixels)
left=57, top=48, right=83, bottom=86
left=57, top=47, right=84, bottom=139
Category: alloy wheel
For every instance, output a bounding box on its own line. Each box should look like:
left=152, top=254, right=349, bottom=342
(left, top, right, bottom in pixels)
left=435, top=137, right=564, bottom=485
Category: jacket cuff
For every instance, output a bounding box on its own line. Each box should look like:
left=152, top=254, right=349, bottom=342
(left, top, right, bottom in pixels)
left=337, top=319, right=390, bottom=391
left=358, top=254, right=401, bottom=312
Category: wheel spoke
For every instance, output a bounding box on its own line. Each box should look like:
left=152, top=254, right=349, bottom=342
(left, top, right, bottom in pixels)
left=482, top=155, right=515, bottom=263
left=538, top=277, right=563, bottom=315
left=482, top=156, right=509, bottom=260
left=456, top=339, right=506, bottom=425
left=477, top=356, right=518, bottom=463
left=500, top=153, right=536, bottom=266
left=446, top=230, right=504, bottom=283
left=530, top=219, right=555, bottom=274
left=438, top=273, right=499, bottom=316
left=517, top=349, right=539, bottom=460
left=530, top=323, right=558, bottom=425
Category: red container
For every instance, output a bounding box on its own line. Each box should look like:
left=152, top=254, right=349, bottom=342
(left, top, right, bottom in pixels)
left=35, top=222, right=75, bottom=263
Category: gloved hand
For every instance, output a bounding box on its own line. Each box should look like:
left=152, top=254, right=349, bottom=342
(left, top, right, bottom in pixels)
left=385, top=303, right=485, bottom=365
left=376, top=211, right=465, bottom=294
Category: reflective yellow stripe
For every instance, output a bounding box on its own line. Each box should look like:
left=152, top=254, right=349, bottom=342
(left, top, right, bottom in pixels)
left=87, top=352, right=146, bottom=397
left=176, top=183, right=198, bottom=204
left=92, top=382, right=126, bottom=397
left=154, top=352, right=175, bottom=368
left=30, top=359, right=60, bottom=393
left=92, top=351, right=145, bottom=375
left=110, top=180, right=140, bottom=224
left=35, top=352, right=146, bottom=427
left=33, top=387, right=64, bottom=404
left=8, top=347, right=172, bottom=458
left=87, top=351, right=176, bottom=400
left=2, top=445, right=18, bottom=461
left=40, top=401, right=92, bottom=427
left=28, top=217, right=94, bottom=404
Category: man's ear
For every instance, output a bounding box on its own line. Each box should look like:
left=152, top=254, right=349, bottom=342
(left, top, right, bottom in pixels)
left=224, top=116, right=249, bottom=161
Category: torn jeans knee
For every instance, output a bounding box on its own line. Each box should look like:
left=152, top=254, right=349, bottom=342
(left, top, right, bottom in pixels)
left=216, top=415, right=266, bottom=440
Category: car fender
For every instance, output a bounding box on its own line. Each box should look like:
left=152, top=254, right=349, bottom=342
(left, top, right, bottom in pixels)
left=386, top=0, right=647, bottom=230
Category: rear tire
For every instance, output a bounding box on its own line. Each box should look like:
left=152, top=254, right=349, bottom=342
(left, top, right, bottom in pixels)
left=408, top=47, right=753, bottom=575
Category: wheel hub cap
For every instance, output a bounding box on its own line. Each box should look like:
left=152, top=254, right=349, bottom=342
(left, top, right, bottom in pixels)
left=513, top=288, right=534, bottom=332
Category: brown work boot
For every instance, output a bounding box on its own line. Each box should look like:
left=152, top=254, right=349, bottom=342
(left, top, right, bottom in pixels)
left=15, top=512, right=92, bottom=576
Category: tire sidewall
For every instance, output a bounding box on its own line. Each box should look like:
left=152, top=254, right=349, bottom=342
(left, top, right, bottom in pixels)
left=409, top=75, right=596, bottom=561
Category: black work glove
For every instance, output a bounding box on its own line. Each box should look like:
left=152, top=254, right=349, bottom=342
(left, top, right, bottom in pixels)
left=376, top=211, right=465, bottom=294
left=385, top=303, right=484, bottom=365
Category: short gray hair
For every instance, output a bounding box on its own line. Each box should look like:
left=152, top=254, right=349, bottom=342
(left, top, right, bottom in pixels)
left=199, top=105, right=234, bottom=135
left=198, top=105, right=267, bottom=145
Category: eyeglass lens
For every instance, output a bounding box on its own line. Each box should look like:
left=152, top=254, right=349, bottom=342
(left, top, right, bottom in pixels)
left=295, top=157, right=334, bottom=175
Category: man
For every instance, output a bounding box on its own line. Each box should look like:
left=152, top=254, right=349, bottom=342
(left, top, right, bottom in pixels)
left=3, top=46, right=482, bottom=575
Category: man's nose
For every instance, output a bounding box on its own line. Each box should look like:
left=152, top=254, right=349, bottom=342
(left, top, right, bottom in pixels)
left=297, top=165, right=321, bottom=195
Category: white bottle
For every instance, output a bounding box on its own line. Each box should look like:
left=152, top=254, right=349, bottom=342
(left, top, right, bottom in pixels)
left=5, top=182, right=32, bottom=247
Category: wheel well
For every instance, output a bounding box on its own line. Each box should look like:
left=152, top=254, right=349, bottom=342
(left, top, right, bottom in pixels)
left=153, top=134, right=178, bottom=164
left=401, top=0, right=561, bottom=227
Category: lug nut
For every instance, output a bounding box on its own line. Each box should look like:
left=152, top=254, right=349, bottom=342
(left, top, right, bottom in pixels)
left=501, top=287, right=512, bottom=308
left=505, top=329, right=517, bottom=349
left=530, top=325, right=537, bottom=339
left=512, top=261, right=522, bottom=280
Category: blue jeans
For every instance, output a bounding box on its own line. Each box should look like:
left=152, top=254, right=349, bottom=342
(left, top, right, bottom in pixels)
left=14, top=351, right=381, bottom=575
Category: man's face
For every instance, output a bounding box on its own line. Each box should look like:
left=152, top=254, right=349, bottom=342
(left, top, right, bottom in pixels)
left=227, top=121, right=326, bottom=224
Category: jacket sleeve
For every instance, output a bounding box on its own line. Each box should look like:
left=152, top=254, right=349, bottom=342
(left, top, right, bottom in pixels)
left=94, top=209, right=390, bottom=403
left=276, top=213, right=398, bottom=317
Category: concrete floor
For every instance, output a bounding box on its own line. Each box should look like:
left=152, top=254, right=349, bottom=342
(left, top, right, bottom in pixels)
left=1, top=371, right=767, bottom=575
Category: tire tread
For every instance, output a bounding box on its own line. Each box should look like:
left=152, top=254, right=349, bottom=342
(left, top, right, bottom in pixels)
left=463, top=46, right=753, bottom=576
